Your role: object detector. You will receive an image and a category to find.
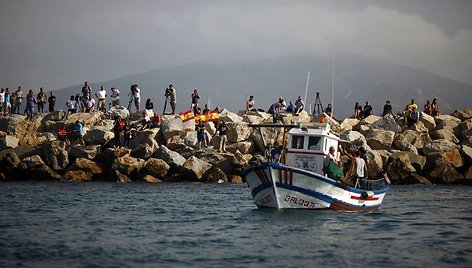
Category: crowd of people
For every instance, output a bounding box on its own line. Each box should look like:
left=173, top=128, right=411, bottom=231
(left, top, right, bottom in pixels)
left=0, top=86, right=57, bottom=118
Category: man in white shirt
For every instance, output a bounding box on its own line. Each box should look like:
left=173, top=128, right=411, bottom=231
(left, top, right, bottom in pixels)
left=0, top=88, right=5, bottom=115
left=85, top=96, right=96, bottom=112
left=323, top=146, right=338, bottom=169
left=96, top=86, right=107, bottom=112
left=110, top=87, right=120, bottom=107
left=133, top=84, right=141, bottom=112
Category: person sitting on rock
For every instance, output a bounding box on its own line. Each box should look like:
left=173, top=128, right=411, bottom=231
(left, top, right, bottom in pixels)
left=382, top=100, right=393, bottom=117
left=325, top=104, right=333, bottom=117
left=424, top=100, right=431, bottom=115
left=65, top=96, right=77, bottom=119
left=195, top=119, right=207, bottom=149
left=294, top=96, right=304, bottom=116
left=138, top=111, right=151, bottom=131
left=150, top=112, right=161, bottom=128
left=363, top=101, right=373, bottom=118
left=407, top=106, right=421, bottom=126
left=285, top=101, right=296, bottom=113
left=245, top=95, right=255, bottom=114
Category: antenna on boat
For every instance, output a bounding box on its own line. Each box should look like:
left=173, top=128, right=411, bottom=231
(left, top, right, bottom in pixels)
left=208, top=98, right=212, bottom=110
left=304, top=71, right=310, bottom=104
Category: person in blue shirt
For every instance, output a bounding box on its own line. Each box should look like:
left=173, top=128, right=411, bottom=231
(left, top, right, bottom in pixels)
left=72, top=120, right=85, bottom=146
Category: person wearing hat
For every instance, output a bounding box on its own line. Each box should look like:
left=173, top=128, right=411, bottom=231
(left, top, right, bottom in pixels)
left=278, top=96, right=287, bottom=111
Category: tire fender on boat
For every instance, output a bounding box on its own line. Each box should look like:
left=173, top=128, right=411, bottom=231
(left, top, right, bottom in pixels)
left=361, top=191, right=375, bottom=198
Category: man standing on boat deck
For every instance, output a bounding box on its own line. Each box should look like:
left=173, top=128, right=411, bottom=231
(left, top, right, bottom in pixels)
left=350, top=150, right=368, bottom=185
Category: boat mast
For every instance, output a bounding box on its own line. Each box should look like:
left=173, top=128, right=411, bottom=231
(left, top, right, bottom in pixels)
left=331, top=50, right=335, bottom=117
left=304, top=71, right=310, bottom=104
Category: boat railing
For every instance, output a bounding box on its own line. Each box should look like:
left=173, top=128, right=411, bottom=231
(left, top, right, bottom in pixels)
left=355, top=178, right=388, bottom=191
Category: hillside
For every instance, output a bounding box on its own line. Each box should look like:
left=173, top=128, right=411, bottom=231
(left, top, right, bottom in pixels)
left=54, top=55, right=472, bottom=118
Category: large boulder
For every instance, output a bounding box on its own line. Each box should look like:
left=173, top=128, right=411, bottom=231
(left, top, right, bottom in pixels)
left=66, top=158, right=103, bottom=175
left=112, top=155, right=145, bottom=176
left=65, top=112, right=102, bottom=128
left=84, top=127, right=114, bottom=145
left=365, top=129, right=395, bottom=150
left=108, top=105, right=130, bottom=120
left=341, top=131, right=369, bottom=153
left=227, top=150, right=249, bottom=169
left=41, top=142, right=69, bottom=171
left=227, top=122, right=252, bottom=143
left=422, top=139, right=458, bottom=155
left=456, top=119, right=472, bottom=139
left=430, top=129, right=459, bottom=144
left=94, top=147, right=131, bottom=167
left=425, top=159, right=465, bottom=184
left=371, top=116, right=402, bottom=133
left=386, top=154, right=417, bottom=184
left=130, top=128, right=159, bottom=150
left=408, top=121, right=429, bottom=133
left=160, top=117, right=195, bottom=140
left=250, top=125, right=285, bottom=153
left=68, top=145, right=99, bottom=160
left=390, top=151, right=427, bottom=173
left=142, top=175, right=163, bottom=183
left=434, top=115, right=461, bottom=132
left=204, top=167, right=227, bottom=183
left=153, top=145, right=186, bottom=171
left=419, top=112, right=436, bottom=131
left=0, top=114, right=27, bottom=134
left=339, top=118, right=359, bottom=133
left=426, top=149, right=464, bottom=169
left=62, top=170, right=93, bottom=182
left=18, top=155, right=61, bottom=180
left=141, top=158, right=170, bottom=178
left=393, top=130, right=431, bottom=152
left=131, top=143, right=156, bottom=159
left=451, top=109, right=472, bottom=121
left=364, top=150, right=384, bottom=178
left=460, top=145, right=472, bottom=165
left=179, top=156, right=212, bottom=181
left=355, top=115, right=382, bottom=132
left=219, top=109, right=244, bottom=124
left=226, top=140, right=255, bottom=154
left=0, top=135, right=19, bottom=150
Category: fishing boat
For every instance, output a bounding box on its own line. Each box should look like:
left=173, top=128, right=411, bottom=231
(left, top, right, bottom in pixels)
left=242, top=123, right=389, bottom=211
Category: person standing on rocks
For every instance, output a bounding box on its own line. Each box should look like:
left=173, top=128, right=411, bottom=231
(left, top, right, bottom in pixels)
left=431, top=98, right=440, bottom=117
left=0, top=88, right=4, bottom=116
left=65, top=96, right=78, bottom=119
left=195, top=119, right=207, bottom=149
left=123, top=120, right=135, bottom=148
left=37, top=87, right=47, bottom=114
left=96, top=86, right=107, bottom=112
left=113, top=116, right=125, bottom=148
left=72, top=120, right=85, bottom=146
left=82, top=82, right=92, bottom=110
left=15, top=86, right=23, bottom=114
left=25, top=89, right=36, bottom=119
left=164, top=84, right=176, bottom=115
left=214, top=120, right=228, bottom=152
left=110, top=87, right=120, bottom=107
left=48, top=92, right=56, bottom=112
left=191, top=89, right=200, bottom=108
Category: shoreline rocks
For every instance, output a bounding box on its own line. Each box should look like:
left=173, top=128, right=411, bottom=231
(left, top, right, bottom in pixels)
left=1, top=107, right=472, bottom=185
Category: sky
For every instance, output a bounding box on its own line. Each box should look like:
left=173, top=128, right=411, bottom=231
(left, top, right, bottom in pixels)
left=1, top=0, right=472, bottom=91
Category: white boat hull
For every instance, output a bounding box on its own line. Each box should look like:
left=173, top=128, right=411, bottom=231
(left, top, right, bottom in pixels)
left=243, top=162, right=388, bottom=211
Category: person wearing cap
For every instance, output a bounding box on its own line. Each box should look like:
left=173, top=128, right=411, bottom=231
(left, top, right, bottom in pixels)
left=278, top=96, right=287, bottom=111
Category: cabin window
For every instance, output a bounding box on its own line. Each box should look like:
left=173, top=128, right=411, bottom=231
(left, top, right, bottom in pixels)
left=308, top=137, right=322, bottom=150
left=291, top=135, right=304, bottom=149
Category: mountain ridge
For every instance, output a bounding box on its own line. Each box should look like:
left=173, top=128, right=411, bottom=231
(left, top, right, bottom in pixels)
left=54, top=55, right=472, bottom=118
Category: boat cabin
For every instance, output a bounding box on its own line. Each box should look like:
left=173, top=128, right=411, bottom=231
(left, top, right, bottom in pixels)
left=286, top=123, right=341, bottom=174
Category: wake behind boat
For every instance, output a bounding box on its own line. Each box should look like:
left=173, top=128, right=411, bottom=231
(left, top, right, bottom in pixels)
left=242, top=123, right=389, bottom=211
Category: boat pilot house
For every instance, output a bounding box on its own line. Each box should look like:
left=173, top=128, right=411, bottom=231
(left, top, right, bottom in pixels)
left=286, top=123, right=340, bottom=174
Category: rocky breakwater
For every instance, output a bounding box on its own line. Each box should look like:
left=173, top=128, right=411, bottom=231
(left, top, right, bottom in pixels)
left=333, top=109, right=472, bottom=185
left=0, top=107, right=311, bottom=183
left=1, top=106, right=471, bottom=185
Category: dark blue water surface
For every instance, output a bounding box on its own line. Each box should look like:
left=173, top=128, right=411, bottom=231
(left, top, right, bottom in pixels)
left=1, top=182, right=471, bottom=268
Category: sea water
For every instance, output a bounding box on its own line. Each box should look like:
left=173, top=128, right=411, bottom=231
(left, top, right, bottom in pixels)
left=0, top=182, right=471, bottom=268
